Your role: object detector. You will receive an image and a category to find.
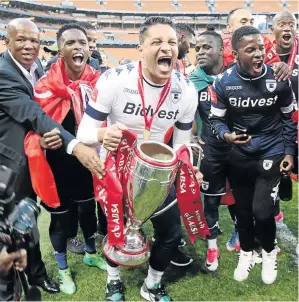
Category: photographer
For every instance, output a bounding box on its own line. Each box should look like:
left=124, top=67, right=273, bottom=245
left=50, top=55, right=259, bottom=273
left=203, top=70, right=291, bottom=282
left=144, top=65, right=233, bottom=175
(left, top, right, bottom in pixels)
left=0, top=248, right=27, bottom=276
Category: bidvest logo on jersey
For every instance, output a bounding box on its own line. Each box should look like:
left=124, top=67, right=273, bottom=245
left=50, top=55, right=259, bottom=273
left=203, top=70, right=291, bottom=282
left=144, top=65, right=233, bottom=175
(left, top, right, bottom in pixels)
left=229, top=95, right=278, bottom=107
left=123, top=102, right=180, bottom=120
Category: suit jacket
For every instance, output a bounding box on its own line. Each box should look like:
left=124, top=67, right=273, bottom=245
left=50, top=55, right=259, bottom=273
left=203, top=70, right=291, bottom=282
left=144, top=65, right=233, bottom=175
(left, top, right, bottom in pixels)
left=0, top=51, right=74, bottom=200
left=45, top=55, right=101, bottom=72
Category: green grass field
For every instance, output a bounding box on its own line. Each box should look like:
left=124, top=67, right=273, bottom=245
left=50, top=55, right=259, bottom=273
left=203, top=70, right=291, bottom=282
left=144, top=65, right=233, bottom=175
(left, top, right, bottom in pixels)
left=39, top=184, right=298, bottom=301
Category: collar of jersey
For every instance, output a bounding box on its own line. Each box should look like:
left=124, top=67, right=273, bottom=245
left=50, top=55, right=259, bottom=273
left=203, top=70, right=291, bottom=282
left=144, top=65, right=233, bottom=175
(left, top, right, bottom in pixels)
left=142, top=73, right=166, bottom=88
left=236, top=64, right=267, bottom=81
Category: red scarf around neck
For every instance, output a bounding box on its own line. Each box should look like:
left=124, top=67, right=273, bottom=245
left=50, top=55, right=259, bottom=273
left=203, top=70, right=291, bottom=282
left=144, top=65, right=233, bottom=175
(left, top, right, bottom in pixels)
left=24, top=58, right=100, bottom=207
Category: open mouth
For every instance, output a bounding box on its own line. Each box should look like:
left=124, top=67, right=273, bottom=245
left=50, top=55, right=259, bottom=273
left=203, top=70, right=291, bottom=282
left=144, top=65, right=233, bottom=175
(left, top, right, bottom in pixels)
left=253, top=60, right=263, bottom=73
left=23, top=53, right=34, bottom=59
left=72, top=53, right=84, bottom=65
left=157, top=56, right=172, bottom=72
left=282, top=33, right=292, bottom=43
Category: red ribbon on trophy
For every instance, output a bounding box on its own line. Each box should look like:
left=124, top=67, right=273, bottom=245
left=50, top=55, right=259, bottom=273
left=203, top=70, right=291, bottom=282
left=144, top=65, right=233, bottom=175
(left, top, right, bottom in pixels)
left=176, top=146, right=210, bottom=243
left=93, top=130, right=210, bottom=248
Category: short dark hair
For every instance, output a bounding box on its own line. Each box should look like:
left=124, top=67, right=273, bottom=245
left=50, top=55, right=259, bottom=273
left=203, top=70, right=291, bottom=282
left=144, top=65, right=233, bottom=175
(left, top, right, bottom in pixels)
left=76, top=21, right=95, bottom=31
left=139, top=16, right=175, bottom=44
left=175, top=23, right=195, bottom=37
left=231, top=26, right=261, bottom=51
left=56, top=23, right=87, bottom=47
left=198, top=25, right=223, bottom=47
left=227, top=8, right=244, bottom=23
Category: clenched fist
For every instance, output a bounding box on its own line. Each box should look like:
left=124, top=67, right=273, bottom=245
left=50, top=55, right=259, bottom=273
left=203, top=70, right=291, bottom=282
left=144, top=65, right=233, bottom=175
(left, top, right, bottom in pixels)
left=102, top=123, right=128, bottom=151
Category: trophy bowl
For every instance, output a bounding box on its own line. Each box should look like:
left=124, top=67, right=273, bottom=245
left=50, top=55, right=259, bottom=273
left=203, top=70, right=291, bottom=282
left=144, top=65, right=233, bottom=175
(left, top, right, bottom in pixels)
left=102, top=141, right=179, bottom=267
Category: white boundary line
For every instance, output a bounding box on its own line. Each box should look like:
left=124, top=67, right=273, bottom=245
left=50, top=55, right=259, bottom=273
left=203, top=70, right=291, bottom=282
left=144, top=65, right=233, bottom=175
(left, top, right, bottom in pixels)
left=276, top=220, right=298, bottom=266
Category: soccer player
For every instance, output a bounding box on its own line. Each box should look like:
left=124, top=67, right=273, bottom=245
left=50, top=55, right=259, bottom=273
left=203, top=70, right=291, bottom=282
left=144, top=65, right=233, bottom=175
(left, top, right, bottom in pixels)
left=29, top=24, right=107, bottom=294
left=175, top=23, right=195, bottom=75
left=223, top=8, right=291, bottom=250
left=210, top=26, right=296, bottom=284
left=189, top=27, right=234, bottom=271
left=272, top=11, right=298, bottom=102
left=77, top=16, right=200, bottom=301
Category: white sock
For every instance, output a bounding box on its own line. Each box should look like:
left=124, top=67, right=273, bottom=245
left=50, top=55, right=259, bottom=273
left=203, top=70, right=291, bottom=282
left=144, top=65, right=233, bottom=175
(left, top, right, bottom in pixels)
left=145, top=266, right=164, bottom=289
left=208, top=239, right=218, bottom=249
left=107, top=264, right=121, bottom=282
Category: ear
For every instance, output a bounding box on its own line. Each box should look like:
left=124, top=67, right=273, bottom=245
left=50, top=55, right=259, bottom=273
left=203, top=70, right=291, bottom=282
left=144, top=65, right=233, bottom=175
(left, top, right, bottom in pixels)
left=226, top=23, right=232, bottom=34
left=232, top=49, right=238, bottom=60
left=5, top=36, right=9, bottom=48
left=220, top=46, right=224, bottom=55
left=137, top=44, right=144, bottom=59
left=270, top=25, right=274, bottom=33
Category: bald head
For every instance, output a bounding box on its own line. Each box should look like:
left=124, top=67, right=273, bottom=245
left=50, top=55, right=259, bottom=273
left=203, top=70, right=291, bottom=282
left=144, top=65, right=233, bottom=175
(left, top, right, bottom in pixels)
left=7, top=18, right=39, bottom=37
left=273, top=11, right=296, bottom=26
left=227, top=8, right=254, bottom=34
left=272, top=11, right=297, bottom=52
left=5, top=18, right=40, bottom=70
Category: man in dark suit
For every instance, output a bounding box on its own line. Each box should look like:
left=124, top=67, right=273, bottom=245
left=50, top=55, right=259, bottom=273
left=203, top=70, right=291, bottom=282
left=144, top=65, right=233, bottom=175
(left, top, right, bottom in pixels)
left=0, top=18, right=105, bottom=301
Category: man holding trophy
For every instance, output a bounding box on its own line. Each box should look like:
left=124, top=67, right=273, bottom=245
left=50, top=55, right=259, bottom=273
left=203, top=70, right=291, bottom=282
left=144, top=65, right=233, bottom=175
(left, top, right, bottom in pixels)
left=77, top=16, right=206, bottom=301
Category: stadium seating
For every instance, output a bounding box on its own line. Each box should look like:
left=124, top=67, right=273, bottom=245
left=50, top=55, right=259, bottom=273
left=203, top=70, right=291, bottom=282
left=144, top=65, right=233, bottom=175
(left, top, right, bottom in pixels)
left=252, top=0, right=283, bottom=12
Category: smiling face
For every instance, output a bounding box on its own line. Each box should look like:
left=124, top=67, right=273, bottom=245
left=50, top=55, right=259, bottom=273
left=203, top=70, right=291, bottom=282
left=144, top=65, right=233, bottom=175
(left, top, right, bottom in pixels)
left=59, top=28, right=89, bottom=80
left=5, top=21, right=40, bottom=71
left=233, top=34, right=266, bottom=77
left=138, top=23, right=178, bottom=84
left=195, top=35, right=223, bottom=75
left=227, top=9, right=254, bottom=34
left=272, top=15, right=297, bottom=52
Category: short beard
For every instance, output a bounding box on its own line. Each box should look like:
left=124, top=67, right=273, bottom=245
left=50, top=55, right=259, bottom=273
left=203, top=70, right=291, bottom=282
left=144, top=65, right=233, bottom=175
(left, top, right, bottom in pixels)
left=177, top=48, right=185, bottom=60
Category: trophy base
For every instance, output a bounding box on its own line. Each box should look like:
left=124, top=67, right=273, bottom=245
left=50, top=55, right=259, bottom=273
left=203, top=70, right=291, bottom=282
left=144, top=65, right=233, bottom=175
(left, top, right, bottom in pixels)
left=102, top=236, right=150, bottom=267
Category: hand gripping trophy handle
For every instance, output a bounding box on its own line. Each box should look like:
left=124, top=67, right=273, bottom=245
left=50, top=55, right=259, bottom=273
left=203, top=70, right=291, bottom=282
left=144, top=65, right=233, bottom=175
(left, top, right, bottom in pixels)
left=151, top=142, right=203, bottom=218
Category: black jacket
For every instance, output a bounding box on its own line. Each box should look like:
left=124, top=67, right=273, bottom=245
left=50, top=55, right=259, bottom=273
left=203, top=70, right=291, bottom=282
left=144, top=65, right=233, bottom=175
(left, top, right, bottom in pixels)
left=0, top=51, right=74, bottom=200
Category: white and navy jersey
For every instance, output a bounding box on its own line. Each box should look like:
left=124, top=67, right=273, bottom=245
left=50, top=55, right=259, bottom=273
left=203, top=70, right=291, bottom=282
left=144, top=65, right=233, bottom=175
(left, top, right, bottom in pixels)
left=77, top=61, right=198, bottom=148
left=210, top=64, right=297, bottom=159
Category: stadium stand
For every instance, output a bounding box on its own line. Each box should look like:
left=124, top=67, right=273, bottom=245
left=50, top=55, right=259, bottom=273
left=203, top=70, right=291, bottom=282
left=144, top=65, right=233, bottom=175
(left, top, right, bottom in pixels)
left=0, top=0, right=297, bottom=67
left=252, top=0, right=284, bottom=12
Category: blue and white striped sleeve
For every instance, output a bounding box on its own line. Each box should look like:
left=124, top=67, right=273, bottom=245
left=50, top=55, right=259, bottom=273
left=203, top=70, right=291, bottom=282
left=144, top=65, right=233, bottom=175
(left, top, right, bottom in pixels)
left=77, top=71, right=115, bottom=145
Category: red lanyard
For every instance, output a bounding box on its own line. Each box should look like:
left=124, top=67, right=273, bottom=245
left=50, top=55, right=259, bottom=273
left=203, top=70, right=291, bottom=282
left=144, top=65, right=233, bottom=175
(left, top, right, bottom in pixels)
left=137, top=61, right=171, bottom=140
left=274, top=38, right=298, bottom=71
left=287, top=38, right=297, bottom=71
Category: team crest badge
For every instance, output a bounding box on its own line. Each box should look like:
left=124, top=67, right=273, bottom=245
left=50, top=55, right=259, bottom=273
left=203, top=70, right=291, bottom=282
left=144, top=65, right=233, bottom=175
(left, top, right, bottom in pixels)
left=266, top=79, right=277, bottom=92
left=201, top=181, right=209, bottom=191
left=263, top=160, right=273, bottom=170
left=80, top=83, right=93, bottom=109
left=295, top=55, right=299, bottom=65
left=171, top=87, right=182, bottom=103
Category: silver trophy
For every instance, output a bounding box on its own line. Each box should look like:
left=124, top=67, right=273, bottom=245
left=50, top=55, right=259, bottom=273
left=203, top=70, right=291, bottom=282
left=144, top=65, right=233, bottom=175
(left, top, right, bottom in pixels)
left=102, top=141, right=179, bottom=267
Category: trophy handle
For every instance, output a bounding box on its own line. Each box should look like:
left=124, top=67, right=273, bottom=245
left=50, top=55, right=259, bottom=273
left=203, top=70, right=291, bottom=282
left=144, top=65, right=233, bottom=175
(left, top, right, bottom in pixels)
left=186, top=143, right=203, bottom=169
left=150, top=198, right=178, bottom=218
left=151, top=142, right=203, bottom=219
